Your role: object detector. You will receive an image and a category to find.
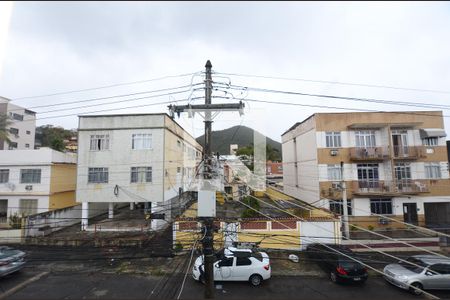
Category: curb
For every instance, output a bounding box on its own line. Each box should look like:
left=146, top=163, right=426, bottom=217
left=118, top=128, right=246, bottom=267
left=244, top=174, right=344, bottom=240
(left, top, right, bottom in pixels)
left=0, top=271, right=49, bottom=299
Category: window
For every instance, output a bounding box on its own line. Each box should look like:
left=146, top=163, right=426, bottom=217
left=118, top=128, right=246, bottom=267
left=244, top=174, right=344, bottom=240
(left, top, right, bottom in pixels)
left=19, top=199, right=38, bottom=216
left=9, top=128, right=18, bottom=135
left=20, top=169, right=41, bottom=183
left=24, top=109, right=35, bottom=116
left=9, top=112, right=23, bottom=121
left=236, top=257, right=252, bottom=266
left=329, top=199, right=352, bottom=215
left=370, top=198, right=393, bottom=215
left=325, top=132, right=341, bottom=148
left=355, top=130, right=376, bottom=147
left=88, top=168, right=109, bottom=183
left=177, top=140, right=181, bottom=148
left=130, top=167, right=152, bottom=183
left=132, top=134, right=152, bottom=150
left=8, top=142, right=17, bottom=150
left=0, top=169, right=9, bottom=183
left=357, top=163, right=379, bottom=188
left=89, top=134, right=110, bottom=151
left=218, top=257, right=233, bottom=267
left=25, top=144, right=30, bottom=148
left=423, top=137, right=438, bottom=146
left=425, top=163, right=441, bottom=179
left=177, top=167, right=181, bottom=174
left=327, top=164, right=342, bottom=181
left=428, top=264, right=450, bottom=275
left=26, top=130, right=31, bottom=135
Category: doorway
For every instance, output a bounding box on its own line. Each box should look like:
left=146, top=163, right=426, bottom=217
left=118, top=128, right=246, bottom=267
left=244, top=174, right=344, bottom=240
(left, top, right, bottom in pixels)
left=403, top=203, right=418, bottom=225
left=392, top=130, right=409, bottom=157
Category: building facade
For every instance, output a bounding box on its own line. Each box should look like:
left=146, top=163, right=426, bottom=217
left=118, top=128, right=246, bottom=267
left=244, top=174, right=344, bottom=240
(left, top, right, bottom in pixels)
left=0, top=97, right=36, bottom=150
left=282, top=111, right=450, bottom=228
left=0, top=148, right=77, bottom=226
left=266, top=160, right=283, bottom=177
left=76, top=113, right=202, bottom=230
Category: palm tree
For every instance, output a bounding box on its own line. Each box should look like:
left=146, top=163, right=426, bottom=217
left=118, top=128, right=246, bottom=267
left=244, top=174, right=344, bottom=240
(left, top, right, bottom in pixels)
left=0, top=114, right=12, bottom=145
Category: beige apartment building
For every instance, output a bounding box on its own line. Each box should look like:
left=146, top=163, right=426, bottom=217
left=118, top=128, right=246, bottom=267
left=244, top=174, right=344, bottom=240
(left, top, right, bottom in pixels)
left=282, top=111, right=450, bottom=229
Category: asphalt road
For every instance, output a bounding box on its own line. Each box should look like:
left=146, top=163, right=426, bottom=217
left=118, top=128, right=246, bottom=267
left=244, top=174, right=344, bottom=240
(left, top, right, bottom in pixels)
left=3, top=269, right=450, bottom=300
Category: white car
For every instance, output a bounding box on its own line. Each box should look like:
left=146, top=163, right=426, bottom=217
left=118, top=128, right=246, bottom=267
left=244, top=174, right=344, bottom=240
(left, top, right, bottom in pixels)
left=192, top=247, right=271, bottom=286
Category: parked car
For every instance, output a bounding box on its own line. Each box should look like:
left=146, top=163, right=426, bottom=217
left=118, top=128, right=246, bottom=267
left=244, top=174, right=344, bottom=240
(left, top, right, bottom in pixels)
left=383, top=254, right=450, bottom=295
left=305, top=243, right=368, bottom=284
left=0, top=246, right=26, bottom=277
left=192, top=246, right=270, bottom=286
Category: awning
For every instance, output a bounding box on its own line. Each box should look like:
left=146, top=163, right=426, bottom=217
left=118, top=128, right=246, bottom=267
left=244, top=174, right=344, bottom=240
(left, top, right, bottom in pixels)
left=419, top=128, right=447, bottom=138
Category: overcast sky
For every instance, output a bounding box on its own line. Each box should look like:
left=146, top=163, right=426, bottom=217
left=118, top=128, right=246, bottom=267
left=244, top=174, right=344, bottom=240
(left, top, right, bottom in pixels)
left=1, top=1, right=450, bottom=142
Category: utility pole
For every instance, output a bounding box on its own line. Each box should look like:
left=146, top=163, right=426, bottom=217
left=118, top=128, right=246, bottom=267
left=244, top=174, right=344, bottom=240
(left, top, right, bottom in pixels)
left=168, top=60, right=244, bottom=299
left=340, top=161, right=350, bottom=239
left=202, top=60, right=215, bottom=299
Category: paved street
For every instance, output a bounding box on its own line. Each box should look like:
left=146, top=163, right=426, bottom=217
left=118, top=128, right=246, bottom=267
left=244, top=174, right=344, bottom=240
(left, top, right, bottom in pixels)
left=2, top=267, right=450, bottom=300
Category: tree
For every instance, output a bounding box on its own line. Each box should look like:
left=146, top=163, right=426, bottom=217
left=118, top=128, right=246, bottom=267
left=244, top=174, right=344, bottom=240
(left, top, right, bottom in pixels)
left=0, top=114, right=12, bottom=145
left=50, top=137, right=65, bottom=152
left=35, top=125, right=76, bottom=151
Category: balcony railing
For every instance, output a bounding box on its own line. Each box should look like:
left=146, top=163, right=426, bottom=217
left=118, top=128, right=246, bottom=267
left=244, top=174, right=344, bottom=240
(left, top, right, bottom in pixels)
left=352, top=179, right=429, bottom=195
left=349, top=147, right=389, bottom=161
left=392, top=146, right=425, bottom=159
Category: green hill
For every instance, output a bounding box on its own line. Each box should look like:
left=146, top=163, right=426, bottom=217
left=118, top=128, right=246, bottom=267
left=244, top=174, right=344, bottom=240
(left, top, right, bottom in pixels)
left=195, top=125, right=282, bottom=160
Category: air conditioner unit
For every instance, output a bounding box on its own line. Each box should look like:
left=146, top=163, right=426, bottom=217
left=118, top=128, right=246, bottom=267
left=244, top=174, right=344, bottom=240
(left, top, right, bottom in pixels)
left=330, top=149, right=338, bottom=156
left=25, top=185, right=33, bottom=191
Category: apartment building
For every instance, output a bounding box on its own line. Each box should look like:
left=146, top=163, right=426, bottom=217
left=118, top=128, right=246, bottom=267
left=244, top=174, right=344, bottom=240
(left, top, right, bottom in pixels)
left=282, top=111, right=450, bottom=228
left=0, top=147, right=77, bottom=226
left=76, top=113, right=202, bottom=230
left=0, top=96, right=36, bottom=150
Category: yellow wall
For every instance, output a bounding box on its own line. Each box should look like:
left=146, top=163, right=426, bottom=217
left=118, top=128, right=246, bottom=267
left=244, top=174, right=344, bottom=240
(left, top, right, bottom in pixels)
left=237, top=230, right=300, bottom=249
left=49, top=191, right=76, bottom=210
left=50, top=164, right=77, bottom=193
left=49, top=164, right=77, bottom=210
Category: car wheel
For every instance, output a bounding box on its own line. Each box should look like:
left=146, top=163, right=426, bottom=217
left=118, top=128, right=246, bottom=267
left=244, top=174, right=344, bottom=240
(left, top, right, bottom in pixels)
left=249, top=274, right=263, bottom=286
left=409, top=282, right=424, bottom=296
left=330, top=272, right=337, bottom=283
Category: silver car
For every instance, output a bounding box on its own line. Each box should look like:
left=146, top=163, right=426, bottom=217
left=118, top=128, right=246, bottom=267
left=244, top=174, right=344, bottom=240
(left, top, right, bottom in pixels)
left=0, top=246, right=26, bottom=277
left=383, top=254, right=450, bottom=295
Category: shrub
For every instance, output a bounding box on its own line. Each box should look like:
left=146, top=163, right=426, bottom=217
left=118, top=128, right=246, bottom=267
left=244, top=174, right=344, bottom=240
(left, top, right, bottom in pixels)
left=367, top=225, right=375, bottom=231
left=9, top=212, right=23, bottom=229
left=174, top=241, right=183, bottom=252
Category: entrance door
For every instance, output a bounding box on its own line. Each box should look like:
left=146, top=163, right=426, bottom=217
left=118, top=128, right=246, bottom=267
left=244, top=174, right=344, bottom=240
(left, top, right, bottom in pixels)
left=403, top=203, right=418, bottom=225
left=392, top=130, right=408, bottom=157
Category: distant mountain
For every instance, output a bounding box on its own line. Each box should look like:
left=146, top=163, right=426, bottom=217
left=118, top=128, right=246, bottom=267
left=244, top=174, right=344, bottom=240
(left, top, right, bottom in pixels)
left=195, top=125, right=282, bottom=159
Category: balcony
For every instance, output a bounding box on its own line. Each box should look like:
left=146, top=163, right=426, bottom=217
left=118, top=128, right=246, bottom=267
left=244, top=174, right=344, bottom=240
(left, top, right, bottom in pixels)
left=392, top=146, right=425, bottom=160
left=352, top=179, right=429, bottom=196
left=349, top=147, right=389, bottom=161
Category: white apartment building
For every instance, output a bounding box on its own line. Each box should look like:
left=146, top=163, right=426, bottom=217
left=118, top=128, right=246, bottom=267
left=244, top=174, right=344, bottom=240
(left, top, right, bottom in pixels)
left=0, top=148, right=77, bottom=226
left=76, top=113, right=202, bottom=230
left=282, top=111, right=450, bottom=228
left=0, top=96, right=36, bottom=150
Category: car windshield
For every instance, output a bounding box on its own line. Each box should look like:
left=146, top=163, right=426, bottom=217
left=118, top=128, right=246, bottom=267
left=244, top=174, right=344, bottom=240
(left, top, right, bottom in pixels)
left=399, top=257, right=428, bottom=274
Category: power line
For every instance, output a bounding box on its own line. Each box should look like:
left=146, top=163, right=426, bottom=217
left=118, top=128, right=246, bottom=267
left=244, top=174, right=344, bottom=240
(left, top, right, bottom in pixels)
left=214, top=71, right=450, bottom=95
left=11, top=72, right=200, bottom=101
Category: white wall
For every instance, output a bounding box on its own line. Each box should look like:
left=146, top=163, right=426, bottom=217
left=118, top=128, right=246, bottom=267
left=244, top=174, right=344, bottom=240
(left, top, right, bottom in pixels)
left=5, top=102, right=36, bottom=150
left=76, top=127, right=164, bottom=203
left=0, top=165, right=51, bottom=195
left=282, top=124, right=319, bottom=204
left=300, top=221, right=340, bottom=249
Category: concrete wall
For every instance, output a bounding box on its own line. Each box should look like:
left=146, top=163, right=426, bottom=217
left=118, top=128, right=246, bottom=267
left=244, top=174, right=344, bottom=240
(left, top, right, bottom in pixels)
left=282, top=115, right=319, bottom=204
left=174, top=219, right=341, bottom=250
